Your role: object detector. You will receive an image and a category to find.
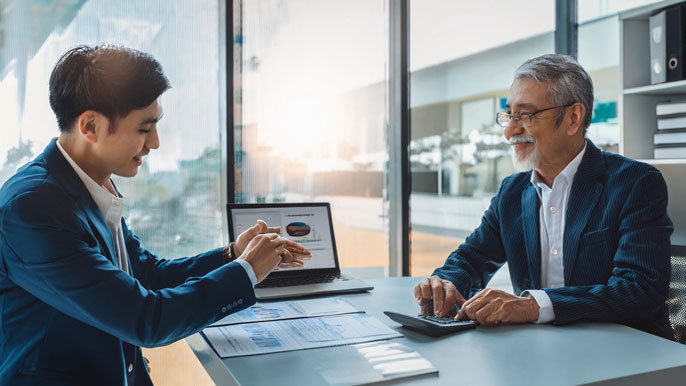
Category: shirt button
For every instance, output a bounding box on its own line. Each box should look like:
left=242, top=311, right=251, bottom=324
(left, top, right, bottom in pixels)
left=221, top=306, right=227, bottom=313
left=227, top=304, right=232, bottom=310
left=549, top=206, right=556, bottom=213
left=238, top=299, right=243, bottom=305
left=233, top=301, right=238, bottom=307
left=552, top=248, right=558, bottom=256
left=128, top=364, right=133, bottom=373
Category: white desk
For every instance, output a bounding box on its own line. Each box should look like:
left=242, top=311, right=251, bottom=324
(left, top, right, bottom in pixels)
left=188, top=277, right=686, bottom=385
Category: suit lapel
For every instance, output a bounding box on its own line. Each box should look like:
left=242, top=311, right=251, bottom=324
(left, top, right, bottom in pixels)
left=521, top=182, right=542, bottom=289
left=43, top=139, right=118, bottom=263
left=562, top=140, right=605, bottom=284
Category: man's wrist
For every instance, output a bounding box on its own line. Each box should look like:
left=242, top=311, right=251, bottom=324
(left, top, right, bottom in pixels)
left=222, top=242, right=238, bottom=264
left=525, top=295, right=540, bottom=322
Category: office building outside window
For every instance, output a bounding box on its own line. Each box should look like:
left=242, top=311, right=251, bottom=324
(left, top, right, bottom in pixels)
left=0, top=0, right=226, bottom=260
left=235, top=0, right=389, bottom=274
left=1, top=1, right=225, bottom=384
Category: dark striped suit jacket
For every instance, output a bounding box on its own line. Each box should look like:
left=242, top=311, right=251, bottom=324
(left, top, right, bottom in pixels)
left=433, top=139, right=674, bottom=339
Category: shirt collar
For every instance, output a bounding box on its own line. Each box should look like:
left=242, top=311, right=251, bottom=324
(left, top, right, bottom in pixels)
left=55, top=139, right=124, bottom=224
left=530, top=142, right=587, bottom=192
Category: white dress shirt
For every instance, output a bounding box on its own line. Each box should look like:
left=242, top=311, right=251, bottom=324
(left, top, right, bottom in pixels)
left=56, top=140, right=130, bottom=274
left=56, top=139, right=257, bottom=285
left=524, top=143, right=586, bottom=323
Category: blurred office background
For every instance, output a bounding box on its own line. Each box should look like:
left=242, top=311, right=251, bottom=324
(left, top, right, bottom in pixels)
left=0, top=0, right=666, bottom=384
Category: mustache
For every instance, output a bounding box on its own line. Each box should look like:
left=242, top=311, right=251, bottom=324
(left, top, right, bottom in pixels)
left=509, top=135, right=536, bottom=145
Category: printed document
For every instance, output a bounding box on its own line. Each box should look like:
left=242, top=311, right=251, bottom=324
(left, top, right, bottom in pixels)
left=203, top=313, right=402, bottom=358
left=315, top=341, right=439, bottom=385
left=211, top=297, right=360, bottom=326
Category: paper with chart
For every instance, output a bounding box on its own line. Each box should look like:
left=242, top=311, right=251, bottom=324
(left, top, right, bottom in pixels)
left=210, top=297, right=361, bottom=326
left=203, top=313, right=403, bottom=358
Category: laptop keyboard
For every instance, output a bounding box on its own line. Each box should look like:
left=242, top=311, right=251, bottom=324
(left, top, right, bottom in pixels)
left=256, top=273, right=348, bottom=288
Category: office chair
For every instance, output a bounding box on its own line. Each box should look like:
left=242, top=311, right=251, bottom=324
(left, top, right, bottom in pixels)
left=667, top=244, right=686, bottom=344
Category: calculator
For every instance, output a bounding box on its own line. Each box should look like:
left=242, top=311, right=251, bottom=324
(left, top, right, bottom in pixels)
left=383, top=311, right=478, bottom=337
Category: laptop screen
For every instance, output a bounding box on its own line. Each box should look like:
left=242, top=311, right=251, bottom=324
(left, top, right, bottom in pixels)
left=227, top=203, right=339, bottom=272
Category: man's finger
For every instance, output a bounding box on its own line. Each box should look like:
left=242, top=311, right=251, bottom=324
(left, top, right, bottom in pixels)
left=474, top=302, right=499, bottom=326
left=290, top=252, right=312, bottom=260
left=462, top=294, right=488, bottom=321
left=280, top=250, right=294, bottom=263
left=460, top=288, right=486, bottom=309
left=284, top=239, right=310, bottom=253
left=441, top=284, right=458, bottom=317
left=419, top=278, right=433, bottom=301
left=266, top=226, right=282, bottom=234
left=430, top=277, right=445, bottom=316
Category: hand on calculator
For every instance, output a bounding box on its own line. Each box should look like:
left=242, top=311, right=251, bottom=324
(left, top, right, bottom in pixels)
left=414, top=276, right=466, bottom=318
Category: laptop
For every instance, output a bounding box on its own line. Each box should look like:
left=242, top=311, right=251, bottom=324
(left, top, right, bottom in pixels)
left=227, top=202, right=374, bottom=300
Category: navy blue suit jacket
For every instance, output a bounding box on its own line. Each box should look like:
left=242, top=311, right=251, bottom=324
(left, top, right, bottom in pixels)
left=0, top=139, right=256, bottom=385
left=433, top=140, right=674, bottom=339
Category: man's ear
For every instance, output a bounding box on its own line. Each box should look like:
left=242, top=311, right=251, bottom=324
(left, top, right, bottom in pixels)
left=566, top=103, right=586, bottom=136
left=76, top=110, right=109, bottom=143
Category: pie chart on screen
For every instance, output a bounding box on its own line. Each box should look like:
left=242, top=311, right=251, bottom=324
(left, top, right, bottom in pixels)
left=286, top=222, right=311, bottom=237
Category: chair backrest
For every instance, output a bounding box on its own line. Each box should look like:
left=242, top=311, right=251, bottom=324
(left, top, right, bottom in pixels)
left=668, top=245, right=686, bottom=344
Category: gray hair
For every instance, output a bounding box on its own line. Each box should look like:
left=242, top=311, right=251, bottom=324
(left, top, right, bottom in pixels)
left=513, top=54, right=594, bottom=134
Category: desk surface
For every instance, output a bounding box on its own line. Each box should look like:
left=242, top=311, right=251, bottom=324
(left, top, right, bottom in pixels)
left=188, top=277, right=686, bottom=386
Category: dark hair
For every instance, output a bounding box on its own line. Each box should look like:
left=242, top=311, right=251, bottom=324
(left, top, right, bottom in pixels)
left=49, top=44, right=171, bottom=132
left=514, top=54, right=594, bottom=134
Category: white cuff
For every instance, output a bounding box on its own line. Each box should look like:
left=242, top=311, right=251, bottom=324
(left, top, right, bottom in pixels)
left=521, top=289, right=555, bottom=324
left=233, top=259, right=257, bottom=287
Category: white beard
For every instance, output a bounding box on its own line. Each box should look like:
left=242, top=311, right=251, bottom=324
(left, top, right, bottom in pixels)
left=510, top=138, right=540, bottom=172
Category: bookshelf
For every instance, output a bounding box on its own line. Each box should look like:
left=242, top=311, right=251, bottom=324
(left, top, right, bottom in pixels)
left=619, top=0, right=686, bottom=161
left=620, top=0, right=686, bottom=244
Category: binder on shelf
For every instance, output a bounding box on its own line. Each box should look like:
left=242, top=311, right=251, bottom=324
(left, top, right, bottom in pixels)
left=654, top=144, right=686, bottom=159
left=656, top=101, right=686, bottom=116
left=654, top=128, right=686, bottom=145
left=666, top=4, right=686, bottom=82
left=651, top=10, right=667, bottom=84
left=657, top=115, right=686, bottom=130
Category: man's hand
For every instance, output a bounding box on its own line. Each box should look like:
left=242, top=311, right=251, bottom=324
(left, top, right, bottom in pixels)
left=276, top=239, right=312, bottom=268
left=456, top=288, right=539, bottom=326
left=414, top=276, right=466, bottom=317
left=233, top=220, right=312, bottom=269
left=238, top=233, right=286, bottom=283
left=235, top=220, right=282, bottom=256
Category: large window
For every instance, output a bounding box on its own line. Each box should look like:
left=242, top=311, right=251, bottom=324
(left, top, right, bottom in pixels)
left=1, top=1, right=225, bottom=384
left=0, top=0, right=226, bottom=259
left=408, top=0, right=555, bottom=280
left=235, top=0, right=389, bottom=274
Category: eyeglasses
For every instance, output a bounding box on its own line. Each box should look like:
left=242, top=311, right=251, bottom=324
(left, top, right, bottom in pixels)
left=496, top=103, right=575, bottom=128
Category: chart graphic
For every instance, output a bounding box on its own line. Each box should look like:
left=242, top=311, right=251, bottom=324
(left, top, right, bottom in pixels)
left=286, top=222, right=311, bottom=237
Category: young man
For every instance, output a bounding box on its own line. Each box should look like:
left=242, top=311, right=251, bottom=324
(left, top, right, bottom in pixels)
left=0, top=45, right=310, bottom=385
left=415, top=54, right=674, bottom=340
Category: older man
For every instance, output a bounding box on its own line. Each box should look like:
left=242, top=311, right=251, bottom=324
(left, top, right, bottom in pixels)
left=415, top=54, right=673, bottom=339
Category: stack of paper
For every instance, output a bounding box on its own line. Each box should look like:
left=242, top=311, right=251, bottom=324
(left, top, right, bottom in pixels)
left=202, top=298, right=402, bottom=358
left=315, top=341, right=439, bottom=385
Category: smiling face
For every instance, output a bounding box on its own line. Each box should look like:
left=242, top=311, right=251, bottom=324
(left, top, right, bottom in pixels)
left=504, top=77, right=585, bottom=181
left=62, top=98, right=164, bottom=186
left=97, top=98, right=163, bottom=178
